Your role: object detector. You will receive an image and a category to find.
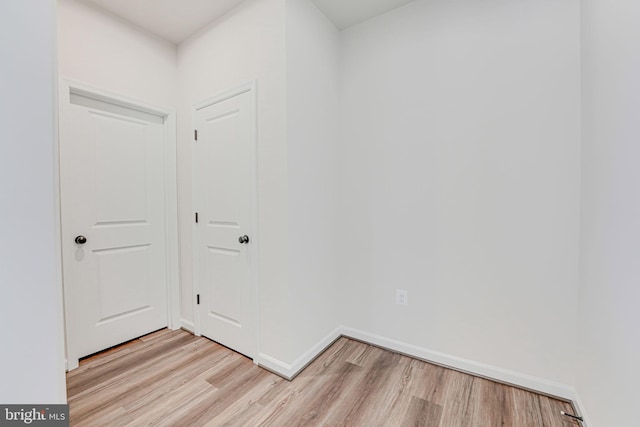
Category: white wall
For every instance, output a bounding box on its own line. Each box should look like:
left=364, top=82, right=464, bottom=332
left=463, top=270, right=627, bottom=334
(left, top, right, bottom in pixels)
left=0, top=0, right=67, bottom=403
left=57, top=0, right=177, bottom=108
left=338, top=0, right=581, bottom=385
left=286, top=0, right=341, bottom=360
left=578, top=0, right=640, bottom=425
left=177, top=0, right=291, bottom=361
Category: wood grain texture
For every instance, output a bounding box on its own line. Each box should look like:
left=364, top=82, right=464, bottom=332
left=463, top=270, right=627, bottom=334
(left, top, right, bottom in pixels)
left=67, top=329, right=579, bottom=427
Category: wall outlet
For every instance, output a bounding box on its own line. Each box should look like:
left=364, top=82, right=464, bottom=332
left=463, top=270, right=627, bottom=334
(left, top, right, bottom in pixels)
left=396, top=289, right=408, bottom=306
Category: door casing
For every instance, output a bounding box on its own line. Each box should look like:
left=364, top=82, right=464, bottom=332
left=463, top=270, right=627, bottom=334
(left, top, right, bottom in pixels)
left=59, top=80, right=180, bottom=370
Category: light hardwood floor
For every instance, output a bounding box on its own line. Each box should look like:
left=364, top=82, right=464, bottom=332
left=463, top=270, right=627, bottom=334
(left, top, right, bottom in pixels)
left=67, top=329, right=579, bottom=426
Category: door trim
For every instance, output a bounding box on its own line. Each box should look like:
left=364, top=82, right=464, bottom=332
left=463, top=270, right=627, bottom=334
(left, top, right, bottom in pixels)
left=191, top=81, right=259, bottom=360
left=59, top=79, right=180, bottom=370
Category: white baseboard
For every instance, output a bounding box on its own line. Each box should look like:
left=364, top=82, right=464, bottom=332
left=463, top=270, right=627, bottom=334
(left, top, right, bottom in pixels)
left=257, top=325, right=575, bottom=398
left=256, top=326, right=342, bottom=380
left=180, top=319, right=195, bottom=334
left=340, top=326, right=575, bottom=401
left=568, top=388, right=593, bottom=427
left=255, top=325, right=591, bottom=424
left=256, top=352, right=295, bottom=379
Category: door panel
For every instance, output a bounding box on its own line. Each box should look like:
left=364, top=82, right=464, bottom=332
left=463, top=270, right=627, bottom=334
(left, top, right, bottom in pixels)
left=206, top=246, right=242, bottom=326
left=95, top=244, right=151, bottom=323
left=61, top=92, right=168, bottom=362
left=194, top=88, right=256, bottom=358
left=93, top=113, right=149, bottom=223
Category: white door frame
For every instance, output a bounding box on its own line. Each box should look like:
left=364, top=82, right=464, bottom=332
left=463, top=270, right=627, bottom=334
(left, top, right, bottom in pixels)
left=59, top=79, right=180, bottom=370
left=191, top=81, right=260, bottom=360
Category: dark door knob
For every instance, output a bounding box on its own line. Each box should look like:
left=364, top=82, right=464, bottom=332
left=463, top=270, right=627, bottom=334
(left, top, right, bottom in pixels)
left=238, top=235, right=250, bottom=244
left=75, top=235, right=87, bottom=245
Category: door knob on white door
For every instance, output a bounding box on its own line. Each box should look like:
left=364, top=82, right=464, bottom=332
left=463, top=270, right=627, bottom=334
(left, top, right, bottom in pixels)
left=238, top=235, right=250, bottom=244
left=75, top=235, right=87, bottom=245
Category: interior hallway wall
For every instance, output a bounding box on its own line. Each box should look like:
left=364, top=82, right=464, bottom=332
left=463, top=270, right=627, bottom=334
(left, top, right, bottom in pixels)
left=0, top=0, right=66, bottom=403
left=177, top=0, right=291, bottom=362
left=57, top=0, right=178, bottom=108
left=338, top=0, right=581, bottom=385
left=578, top=0, right=640, bottom=425
left=286, top=0, right=341, bottom=363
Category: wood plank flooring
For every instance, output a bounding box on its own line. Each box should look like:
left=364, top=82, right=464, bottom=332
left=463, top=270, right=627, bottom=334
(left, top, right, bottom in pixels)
left=67, top=329, right=579, bottom=426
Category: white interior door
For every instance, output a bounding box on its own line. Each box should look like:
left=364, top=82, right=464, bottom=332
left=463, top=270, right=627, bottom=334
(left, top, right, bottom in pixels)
left=194, top=85, right=256, bottom=358
left=61, top=88, right=169, bottom=367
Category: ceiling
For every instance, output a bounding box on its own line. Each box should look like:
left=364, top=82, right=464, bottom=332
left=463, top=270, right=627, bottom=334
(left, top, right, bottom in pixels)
left=313, top=0, right=416, bottom=30
left=84, top=0, right=246, bottom=44
left=82, top=0, right=416, bottom=44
